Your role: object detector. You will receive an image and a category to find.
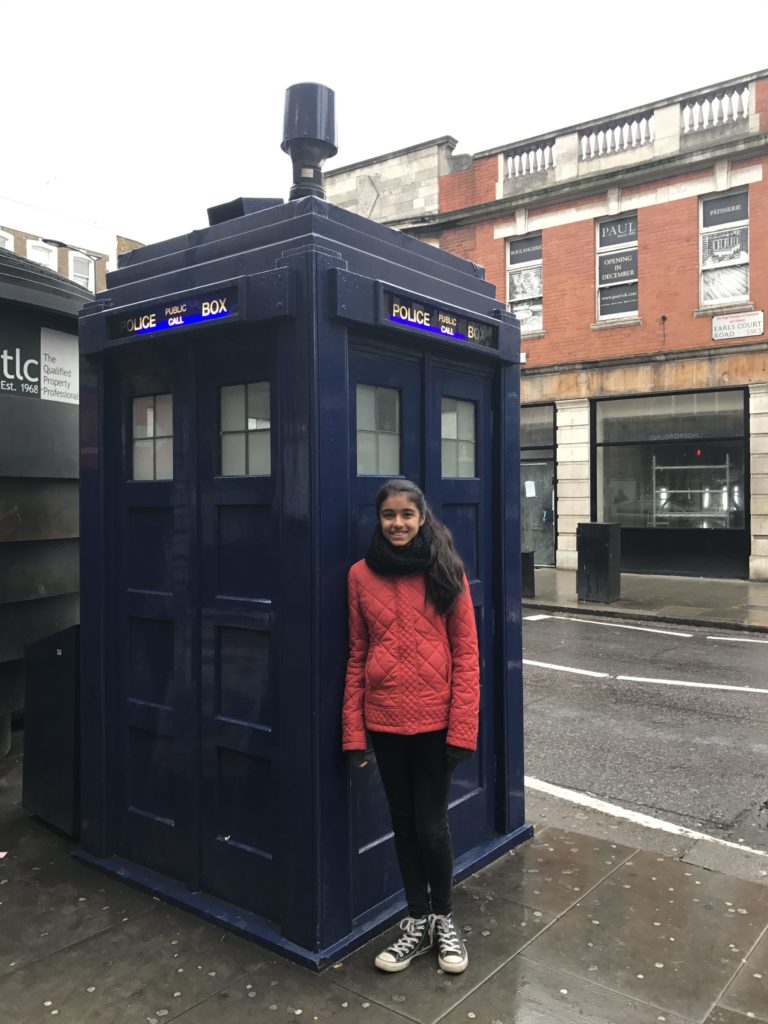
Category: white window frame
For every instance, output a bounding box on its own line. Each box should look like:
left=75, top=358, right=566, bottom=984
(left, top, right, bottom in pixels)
left=596, top=213, right=638, bottom=321
left=68, top=251, right=95, bottom=291
left=699, top=190, right=749, bottom=309
left=507, top=235, right=543, bottom=335
left=26, top=239, right=58, bottom=270
left=0, top=230, right=13, bottom=252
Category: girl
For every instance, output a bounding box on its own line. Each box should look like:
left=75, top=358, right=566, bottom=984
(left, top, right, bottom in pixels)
left=342, top=479, right=480, bottom=974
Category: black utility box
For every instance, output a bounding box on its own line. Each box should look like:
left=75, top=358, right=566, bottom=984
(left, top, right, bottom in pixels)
left=22, top=625, right=80, bottom=836
left=521, top=551, right=535, bottom=598
left=576, top=523, right=620, bottom=603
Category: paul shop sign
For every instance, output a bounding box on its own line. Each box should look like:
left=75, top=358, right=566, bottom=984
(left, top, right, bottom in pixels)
left=0, top=328, right=79, bottom=405
left=712, top=310, right=764, bottom=341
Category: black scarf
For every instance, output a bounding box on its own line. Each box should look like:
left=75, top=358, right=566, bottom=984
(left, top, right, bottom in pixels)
left=365, top=522, right=434, bottom=576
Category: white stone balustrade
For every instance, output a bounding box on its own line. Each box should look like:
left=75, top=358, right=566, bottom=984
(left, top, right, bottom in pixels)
left=580, top=113, right=655, bottom=160
left=505, top=141, right=557, bottom=179
left=682, top=86, right=751, bottom=133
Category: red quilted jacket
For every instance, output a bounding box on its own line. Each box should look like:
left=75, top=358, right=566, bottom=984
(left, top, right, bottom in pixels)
left=342, top=560, right=480, bottom=751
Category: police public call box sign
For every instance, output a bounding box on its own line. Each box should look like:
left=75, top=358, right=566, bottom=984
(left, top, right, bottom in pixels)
left=0, top=328, right=79, bottom=405
left=383, top=292, right=498, bottom=349
left=107, top=285, right=239, bottom=341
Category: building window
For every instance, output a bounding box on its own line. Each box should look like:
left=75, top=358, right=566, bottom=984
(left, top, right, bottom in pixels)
left=132, top=394, right=173, bottom=480
left=0, top=230, right=13, bottom=252
left=26, top=239, right=58, bottom=271
left=700, top=191, right=748, bottom=306
left=441, top=398, right=476, bottom=478
left=356, top=384, right=400, bottom=476
left=69, top=251, right=95, bottom=291
left=520, top=404, right=556, bottom=566
left=508, top=235, right=542, bottom=334
left=595, top=390, right=745, bottom=530
left=597, top=213, right=638, bottom=319
left=219, top=382, right=271, bottom=476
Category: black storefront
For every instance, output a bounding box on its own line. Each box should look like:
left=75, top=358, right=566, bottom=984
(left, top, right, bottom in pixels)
left=593, top=388, right=749, bottom=578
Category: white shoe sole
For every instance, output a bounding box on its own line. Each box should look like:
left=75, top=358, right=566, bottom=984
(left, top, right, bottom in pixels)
left=438, top=956, right=469, bottom=973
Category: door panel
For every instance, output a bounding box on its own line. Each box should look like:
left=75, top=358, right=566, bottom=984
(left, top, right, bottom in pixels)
left=520, top=460, right=555, bottom=565
left=197, top=341, right=278, bottom=919
left=348, top=349, right=496, bottom=916
left=429, top=366, right=494, bottom=850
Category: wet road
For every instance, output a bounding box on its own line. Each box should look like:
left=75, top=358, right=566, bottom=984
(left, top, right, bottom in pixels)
left=522, top=612, right=768, bottom=852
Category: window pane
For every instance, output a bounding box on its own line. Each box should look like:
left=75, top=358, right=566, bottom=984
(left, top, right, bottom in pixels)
left=521, top=405, right=555, bottom=448
left=375, top=388, right=399, bottom=433
left=457, top=441, right=476, bottom=478
left=701, top=227, right=748, bottom=269
left=133, top=396, right=154, bottom=439
left=133, top=439, right=154, bottom=480
left=247, top=431, right=271, bottom=476
left=356, top=385, right=376, bottom=431
left=509, top=266, right=542, bottom=302
left=702, top=265, right=748, bottom=304
left=247, top=382, right=270, bottom=428
left=155, top=394, right=173, bottom=438
left=441, top=399, right=458, bottom=439
left=357, top=431, right=378, bottom=475
left=221, top=385, right=245, bottom=433
left=154, top=437, right=174, bottom=480
left=599, top=282, right=638, bottom=318
left=377, top=434, right=400, bottom=476
left=598, top=441, right=745, bottom=529
left=221, top=433, right=246, bottom=476
left=441, top=439, right=458, bottom=478
left=597, top=391, right=744, bottom=444
left=457, top=401, right=475, bottom=442
left=511, top=299, right=543, bottom=334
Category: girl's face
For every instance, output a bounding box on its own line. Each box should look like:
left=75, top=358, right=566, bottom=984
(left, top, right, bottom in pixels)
left=379, top=494, right=425, bottom=547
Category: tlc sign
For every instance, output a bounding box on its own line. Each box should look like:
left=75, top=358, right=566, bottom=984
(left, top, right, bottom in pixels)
left=0, top=329, right=79, bottom=404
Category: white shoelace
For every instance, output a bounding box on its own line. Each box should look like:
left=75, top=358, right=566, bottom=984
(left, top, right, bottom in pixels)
left=387, top=917, right=428, bottom=956
left=432, top=914, right=463, bottom=956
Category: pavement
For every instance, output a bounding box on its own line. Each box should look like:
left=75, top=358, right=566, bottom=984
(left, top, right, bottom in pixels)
left=2, top=723, right=768, bottom=1024
left=523, top=567, right=768, bottom=633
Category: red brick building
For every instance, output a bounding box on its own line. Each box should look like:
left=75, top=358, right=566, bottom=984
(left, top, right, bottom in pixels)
left=326, top=70, right=768, bottom=580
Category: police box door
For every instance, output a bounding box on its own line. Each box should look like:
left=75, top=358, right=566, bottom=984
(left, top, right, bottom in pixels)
left=108, top=332, right=279, bottom=921
left=349, top=346, right=495, bottom=916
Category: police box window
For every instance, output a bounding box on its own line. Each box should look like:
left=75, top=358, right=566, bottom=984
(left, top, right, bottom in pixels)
left=700, top=191, right=748, bottom=306
left=132, top=394, right=173, bottom=481
left=597, top=214, right=638, bottom=320
left=219, top=382, right=271, bottom=477
left=508, top=235, right=543, bottom=334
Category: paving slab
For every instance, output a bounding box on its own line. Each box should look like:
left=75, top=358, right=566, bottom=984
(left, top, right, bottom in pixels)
left=0, top=816, right=157, bottom=977
left=440, top=954, right=694, bottom=1024
left=683, top=837, right=768, bottom=886
left=719, top=927, right=768, bottom=1022
left=175, top=957, right=408, bottom=1023
left=462, top=827, right=636, bottom=917
left=705, top=1011, right=765, bottom=1024
left=0, top=902, right=264, bottom=1024
left=331, top=886, right=552, bottom=1024
left=522, top=851, right=768, bottom=1021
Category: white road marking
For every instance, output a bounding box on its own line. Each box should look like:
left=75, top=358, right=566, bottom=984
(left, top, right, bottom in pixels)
left=524, top=614, right=551, bottom=621
left=525, top=776, right=768, bottom=858
left=617, top=674, right=768, bottom=695
left=553, top=615, right=693, bottom=638
left=524, top=659, right=610, bottom=679
left=707, top=634, right=768, bottom=645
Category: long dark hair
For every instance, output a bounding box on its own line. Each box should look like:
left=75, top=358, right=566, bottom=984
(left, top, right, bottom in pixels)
left=375, top=479, right=465, bottom=614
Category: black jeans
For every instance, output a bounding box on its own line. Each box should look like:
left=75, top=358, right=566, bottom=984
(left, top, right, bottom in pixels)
left=369, top=728, right=454, bottom=918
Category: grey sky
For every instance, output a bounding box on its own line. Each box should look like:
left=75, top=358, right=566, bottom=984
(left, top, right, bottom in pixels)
left=4, top=0, right=767, bottom=245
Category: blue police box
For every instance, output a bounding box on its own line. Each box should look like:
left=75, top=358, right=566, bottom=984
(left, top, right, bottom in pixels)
left=76, top=86, right=530, bottom=969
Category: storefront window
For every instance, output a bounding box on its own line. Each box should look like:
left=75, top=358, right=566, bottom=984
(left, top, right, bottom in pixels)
left=596, top=391, right=746, bottom=531
left=521, top=404, right=556, bottom=565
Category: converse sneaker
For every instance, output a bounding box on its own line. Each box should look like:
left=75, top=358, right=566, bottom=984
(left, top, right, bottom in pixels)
left=432, top=913, right=469, bottom=973
left=374, top=915, right=433, bottom=972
